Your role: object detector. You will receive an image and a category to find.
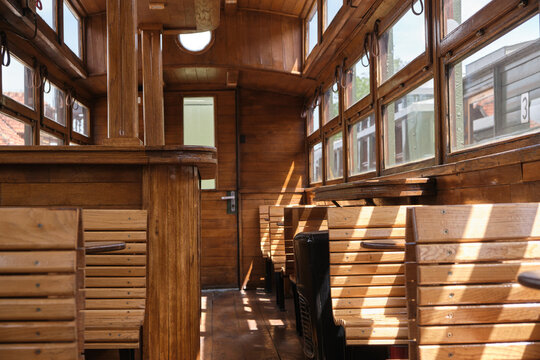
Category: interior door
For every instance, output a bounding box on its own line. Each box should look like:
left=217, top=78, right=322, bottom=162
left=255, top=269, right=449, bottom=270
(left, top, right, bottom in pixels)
left=182, top=92, right=239, bottom=288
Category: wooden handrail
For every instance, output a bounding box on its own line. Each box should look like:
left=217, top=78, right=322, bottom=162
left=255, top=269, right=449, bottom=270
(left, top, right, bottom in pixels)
left=360, top=240, right=405, bottom=250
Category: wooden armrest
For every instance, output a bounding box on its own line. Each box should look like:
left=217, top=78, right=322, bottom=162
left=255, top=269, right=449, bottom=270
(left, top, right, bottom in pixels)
left=518, top=270, right=540, bottom=290
left=361, top=240, right=405, bottom=250
left=86, top=241, right=126, bottom=254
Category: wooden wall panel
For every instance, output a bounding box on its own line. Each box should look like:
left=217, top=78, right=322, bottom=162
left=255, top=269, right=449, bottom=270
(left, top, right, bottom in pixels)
left=238, top=88, right=306, bottom=288
left=92, top=96, right=144, bottom=145
left=86, top=13, right=107, bottom=76
left=0, top=165, right=142, bottom=209
left=163, top=11, right=302, bottom=75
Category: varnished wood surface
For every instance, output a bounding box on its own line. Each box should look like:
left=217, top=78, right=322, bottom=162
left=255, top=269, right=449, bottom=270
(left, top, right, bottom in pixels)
left=313, top=178, right=435, bottom=201
left=0, top=146, right=217, bottom=179
left=200, top=290, right=303, bottom=360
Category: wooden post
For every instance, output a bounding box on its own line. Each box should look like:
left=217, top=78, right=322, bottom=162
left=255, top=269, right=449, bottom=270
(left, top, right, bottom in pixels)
left=141, top=25, right=165, bottom=146
left=105, top=0, right=141, bottom=145
left=143, top=165, right=201, bottom=360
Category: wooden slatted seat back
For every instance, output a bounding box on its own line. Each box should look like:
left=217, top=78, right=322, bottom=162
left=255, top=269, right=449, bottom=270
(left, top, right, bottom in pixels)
left=269, top=206, right=287, bottom=272
left=259, top=205, right=270, bottom=258
left=328, top=206, right=409, bottom=346
left=0, top=208, right=84, bottom=360
left=82, top=209, right=147, bottom=350
left=405, top=203, right=540, bottom=360
left=284, top=206, right=329, bottom=281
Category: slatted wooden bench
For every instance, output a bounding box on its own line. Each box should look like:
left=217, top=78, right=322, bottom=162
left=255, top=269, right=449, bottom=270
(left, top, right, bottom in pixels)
left=82, top=209, right=147, bottom=354
left=259, top=205, right=271, bottom=260
left=269, top=206, right=287, bottom=273
left=405, top=203, right=540, bottom=360
left=328, top=206, right=409, bottom=348
left=0, top=208, right=85, bottom=360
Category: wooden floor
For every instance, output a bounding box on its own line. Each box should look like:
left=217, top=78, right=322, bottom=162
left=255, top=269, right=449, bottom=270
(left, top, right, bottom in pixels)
left=200, top=289, right=305, bottom=360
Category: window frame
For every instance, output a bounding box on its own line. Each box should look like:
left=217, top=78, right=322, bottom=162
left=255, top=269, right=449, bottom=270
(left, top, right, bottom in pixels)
left=176, top=31, right=215, bottom=55
left=323, top=0, right=344, bottom=32
left=0, top=46, right=39, bottom=122
left=376, top=0, right=432, bottom=98
left=308, top=139, right=324, bottom=185
left=61, top=0, right=84, bottom=59
left=36, top=0, right=58, bottom=33
left=346, top=109, right=378, bottom=182
left=440, top=5, right=540, bottom=164
left=305, top=1, right=319, bottom=61
left=181, top=94, right=219, bottom=189
left=325, top=127, right=344, bottom=183
left=343, top=51, right=373, bottom=118
left=71, top=98, right=91, bottom=142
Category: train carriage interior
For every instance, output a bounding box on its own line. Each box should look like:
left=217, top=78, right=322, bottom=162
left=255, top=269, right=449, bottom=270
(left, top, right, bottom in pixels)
left=0, top=0, right=539, bottom=359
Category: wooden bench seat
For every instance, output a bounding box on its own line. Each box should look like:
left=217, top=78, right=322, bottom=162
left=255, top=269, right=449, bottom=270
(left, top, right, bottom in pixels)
left=82, top=209, right=147, bottom=351
left=269, top=206, right=287, bottom=273
left=405, top=203, right=540, bottom=360
left=0, top=208, right=84, bottom=360
left=259, top=205, right=271, bottom=259
left=328, top=206, right=410, bottom=347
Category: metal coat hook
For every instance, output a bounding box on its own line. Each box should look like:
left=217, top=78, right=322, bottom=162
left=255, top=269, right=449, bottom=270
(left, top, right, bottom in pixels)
left=361, top=33, right=370, bottom=67
left=332, top=65, right=341, bottom=92
left=412, top=0, right=424, bottom=16
left=372, top=20, right=381, bottom=57
left=0, top=31, right=10, bottom=67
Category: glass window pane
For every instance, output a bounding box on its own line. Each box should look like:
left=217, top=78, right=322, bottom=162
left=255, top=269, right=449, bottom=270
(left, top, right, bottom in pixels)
left=63, top=1, right=81, bottom=57
left=44, top=83, right=66, bottom=126
left=326, top=131, right=343, bottom=180
left=384, top=79, right=435, bottom=167
left=349, top=115, right=376, bottom=176
left=325, top=0, right=341, bottom=30
left=323, top=84, right=339, bottom=124
left=40, top=130, right=64, bottom=145
left=0, top=112, right=32, bottom=145
left=37, top=0, right=55, bottom=30
left=443, top=0, right=493, bottom=36
left=307, top=8, right=318, bottom=55
left=310, top=142, right=323, bottom=183
left=183, top=97, right=216, bottom=189
left=307, top=104, right=320, bottom=135
left=345, top=55, right=370, bottom=109
left=380, top=5, right=426, bottom=83
left=72, top=101, right=90, bottom=137
left=449, top=15, right=540, bottom=152
left=2, top=54, right=34, bottom=110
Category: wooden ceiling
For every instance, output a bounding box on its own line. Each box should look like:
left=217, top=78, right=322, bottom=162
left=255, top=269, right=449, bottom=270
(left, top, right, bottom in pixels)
left=78, top=0, right=310, bottom=18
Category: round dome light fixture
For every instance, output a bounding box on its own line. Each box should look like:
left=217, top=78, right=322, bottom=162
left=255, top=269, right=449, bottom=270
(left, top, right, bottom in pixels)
left=178, top=31, right=214, bottom=54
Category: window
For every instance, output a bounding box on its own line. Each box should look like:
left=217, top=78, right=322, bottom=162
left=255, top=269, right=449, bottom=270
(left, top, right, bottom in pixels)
left=44, top=83, right=66, bottom=126
left=448, top=15, right=540, bottom=152
left=72, top=101, right=90, bottom=137
left=308, top=104, right=320, bottom=135
left=326, top=131, right=343, bottom=180
left=178, top=31, right=213, bottom=53
left=384, top=79, right=435, bottom=168
left=2, top=54, right=34, bottom=110
left=324, top=0, right=341, bottom=30
left=323, top=84, right=339, bottom=124
left=63, top=1, right=81, bottom=57
left=345, top=54, right=370, bottom=109
left=183, top=97, right=216, bottom=189
left=442, top=0, right=493, bottom=36
left=0, top=112, right=32, bottom=145
left=40, top=130, right=64, bottom=145
left=307, top=6, right=318, bottom=56
left=37, top=0, right=56, bottom=30
left=379, top=5, right=426, bottom=83
left=310, top=142, right=323, bottom=183
left=349, top=115, right=376, bottom=176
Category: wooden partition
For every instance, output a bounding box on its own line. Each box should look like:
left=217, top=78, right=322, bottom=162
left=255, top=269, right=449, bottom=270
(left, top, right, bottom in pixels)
left=406, top=204, right=540, bottom=360
left=0, top=146, right=216, bottom=360
left=259, top=205, right=271, bottom=259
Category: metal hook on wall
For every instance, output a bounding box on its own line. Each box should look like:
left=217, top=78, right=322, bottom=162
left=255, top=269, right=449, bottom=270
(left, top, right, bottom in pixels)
left=412, top=0, right=424, bottom=16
